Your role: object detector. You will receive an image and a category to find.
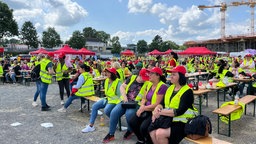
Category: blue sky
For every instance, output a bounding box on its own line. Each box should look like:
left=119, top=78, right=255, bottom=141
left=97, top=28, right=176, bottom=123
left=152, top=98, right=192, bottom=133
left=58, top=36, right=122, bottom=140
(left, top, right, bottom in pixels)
left=2, top=0, right=253, bottom=46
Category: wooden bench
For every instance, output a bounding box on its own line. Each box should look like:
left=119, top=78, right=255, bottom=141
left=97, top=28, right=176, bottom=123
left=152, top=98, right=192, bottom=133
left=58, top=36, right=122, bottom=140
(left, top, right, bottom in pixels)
left=81, top=95, right=102, bottom=112
left=15, top=75, right=23, bottom=83
left=185, top=136, right=231, bottom=144
left=212, top=95, right=256, bottom=137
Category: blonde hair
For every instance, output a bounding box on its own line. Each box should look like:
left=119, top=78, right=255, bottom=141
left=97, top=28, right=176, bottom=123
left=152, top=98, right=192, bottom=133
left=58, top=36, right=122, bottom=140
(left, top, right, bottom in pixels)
left=112, top=62, right=121, bottom=69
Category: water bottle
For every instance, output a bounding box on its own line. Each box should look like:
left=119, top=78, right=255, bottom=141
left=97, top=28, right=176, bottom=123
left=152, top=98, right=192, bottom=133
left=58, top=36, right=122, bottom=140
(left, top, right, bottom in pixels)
left=100, top=116, right=105, bottom=126
left=234, top=93, right=239, bottom=105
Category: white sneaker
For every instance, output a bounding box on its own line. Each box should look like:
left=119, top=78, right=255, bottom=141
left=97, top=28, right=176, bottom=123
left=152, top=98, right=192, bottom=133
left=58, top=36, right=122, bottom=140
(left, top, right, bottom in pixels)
left=32, top=101, right=38, bottom=107
left=57, top=107, right=67, bottom=112
left=81, top=125, right=95, bottom=133
left=61, top=100, right=65, bottom=105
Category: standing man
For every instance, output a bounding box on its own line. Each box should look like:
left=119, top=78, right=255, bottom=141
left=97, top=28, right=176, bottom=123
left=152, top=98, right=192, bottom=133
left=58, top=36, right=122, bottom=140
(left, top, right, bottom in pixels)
left=55, top=53, right=72, bottom=105
left=40, top=52, right=55, bottom=111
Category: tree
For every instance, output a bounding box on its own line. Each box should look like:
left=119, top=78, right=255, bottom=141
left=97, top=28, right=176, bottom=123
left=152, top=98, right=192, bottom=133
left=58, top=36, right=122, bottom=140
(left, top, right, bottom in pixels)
left=148, top=35, right=163, bottom=52
left=42, top=27, right=62, bottom=48
left=137, top=40, right=148, bottom=54
left=67, top=30, right=85, bottom=49
left=83, top=27, right=97, bottom=39
left=160, top=40, right=179, bottom=51
left=0, top=2, right=18, bottom=42
left=96, top=31, right=110, bottom=44
left=110, top=36, right=121, bottom=54
left=20, top=21, right=39, bottom=49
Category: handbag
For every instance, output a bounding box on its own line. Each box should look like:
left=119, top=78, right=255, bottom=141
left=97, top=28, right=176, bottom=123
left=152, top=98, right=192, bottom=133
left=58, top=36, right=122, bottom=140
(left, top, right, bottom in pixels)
left=121, top=101, right=138, bottom=109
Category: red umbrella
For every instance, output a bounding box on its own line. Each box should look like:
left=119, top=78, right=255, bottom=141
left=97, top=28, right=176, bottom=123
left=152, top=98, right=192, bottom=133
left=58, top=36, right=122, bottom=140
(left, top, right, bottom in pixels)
left=121, top=49, right=134, bottom=56
left=78, top=48, right=96, bottom=55
left=54, top=45, right=82, bottom=55
left=30, top=48, right=49, bottom=55
left=148, top=49, right=165, bottom=55
left=178, top=47, right=216, bottom=55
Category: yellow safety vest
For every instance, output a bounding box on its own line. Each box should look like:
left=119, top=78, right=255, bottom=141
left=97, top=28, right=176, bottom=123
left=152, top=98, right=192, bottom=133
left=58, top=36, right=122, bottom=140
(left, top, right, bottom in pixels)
left=219, top=69, right=233, bottom=83
left=0, top=65, right=3, bottom=76
left=243, top=59, right=255, bottom=73
left=117, top=68, right=125, bottom=83
left=56, top=62, right=69, bottom=81
left=125, top=75, right=149, bottom=105
left=40, top=59, right=52, bottom=84
left=75, top=72, right=95, bottom=97
left=164, top=84, right=198, bottom=123
left=104, top=78, right=121, bottom=104
left=146, top=81, right=165, bottom=105
left=93, top=68, right=100, bottom=77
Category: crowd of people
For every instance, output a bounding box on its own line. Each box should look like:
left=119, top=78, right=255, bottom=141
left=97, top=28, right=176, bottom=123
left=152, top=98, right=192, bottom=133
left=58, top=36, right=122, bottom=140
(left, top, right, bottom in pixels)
left=0, top=51, right=256, bottom=143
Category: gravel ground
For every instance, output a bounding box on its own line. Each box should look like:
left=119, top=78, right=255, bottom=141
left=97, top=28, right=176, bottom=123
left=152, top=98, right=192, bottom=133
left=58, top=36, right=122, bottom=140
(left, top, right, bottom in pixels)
left=0, top=82, right=256, bottom=144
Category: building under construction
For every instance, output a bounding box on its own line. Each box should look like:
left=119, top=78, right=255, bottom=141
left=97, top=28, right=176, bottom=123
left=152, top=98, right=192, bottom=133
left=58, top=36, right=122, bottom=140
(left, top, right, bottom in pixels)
left=184, top=1, right=256, bottom=52
left=183, top=34, right=256, bottom=52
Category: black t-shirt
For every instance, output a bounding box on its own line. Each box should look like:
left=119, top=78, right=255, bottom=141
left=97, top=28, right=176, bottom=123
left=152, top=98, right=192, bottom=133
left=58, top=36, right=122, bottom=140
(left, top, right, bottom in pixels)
left=125, top=76, right=144, bottom=101
left=161, top=88, right=194, bottom=116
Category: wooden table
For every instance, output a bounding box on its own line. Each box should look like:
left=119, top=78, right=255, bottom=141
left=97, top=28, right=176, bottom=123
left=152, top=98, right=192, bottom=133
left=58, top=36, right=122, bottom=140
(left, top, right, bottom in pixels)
left=93, top=77, right=107, bottom=96
left=193, top=89, right=213, bottom=114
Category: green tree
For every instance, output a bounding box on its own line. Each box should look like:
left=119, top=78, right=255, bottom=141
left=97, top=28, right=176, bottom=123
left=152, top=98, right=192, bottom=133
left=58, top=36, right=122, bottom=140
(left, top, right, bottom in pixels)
left=96, top=31, right=110, bottom=44
left=148, top=35, right=163, bottom=52
left=137, top=40, right=148, bottom=54
left=83, top=27, right=97, bottom=39
left=67, top=30, right=85, bottom=49
left=160, top=40, right=179, bottom=51
left=20, top=21, right=39, bottom=49
left=42, top=27, right=62, bottom=48
left=110, top=36, right=121, bottom=54
left=0, top=2, right=18, bottom=43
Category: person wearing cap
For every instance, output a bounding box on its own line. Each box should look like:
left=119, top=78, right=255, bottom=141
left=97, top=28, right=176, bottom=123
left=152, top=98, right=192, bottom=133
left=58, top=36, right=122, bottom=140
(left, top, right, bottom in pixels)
left=149, top=66, right=198, bottom=144
left=39, top=52, right=55, bottom=111
left=82, top=68, right=122, bottom=142
left=54, top=53, right=73, bottom=105
left=57, top=63, right=95, bottom=112
left=129, top=67, right=168, bottom=144
left=240, top=54, right=255, bottom=74
left=104, top=68, right=150, bottom=142
left=132, top=62, right=143, bottom=75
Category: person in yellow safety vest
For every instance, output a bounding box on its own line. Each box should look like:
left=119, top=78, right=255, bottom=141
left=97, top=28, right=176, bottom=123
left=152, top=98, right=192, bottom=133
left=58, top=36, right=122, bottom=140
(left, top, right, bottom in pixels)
left=128, top=67, right=168, bottom=144
left=240, top=54, right=255, bottom=74
left=32, top=54, right=44, bottom=107
left=149, top=66, right=198, bottom=144
left=54, top=53, right=73, bottom=105
left=57, top=63, right=95, bottom=112
left=112, top=61, right=125, bottom=83
left=39, top=52, right=55, bottom=111
left=0, top=63, right=3, bottom=76
left=166, top=52, right=179, bottom=75
left=121, top=61, right=131, bottom=77
left=104, top=68, right=150, bottom=141
left=81, top=68, right=121, bottom=141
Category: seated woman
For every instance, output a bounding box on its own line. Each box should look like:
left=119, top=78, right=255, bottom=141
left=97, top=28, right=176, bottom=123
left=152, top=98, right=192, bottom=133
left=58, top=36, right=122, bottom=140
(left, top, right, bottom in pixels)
left=81, top=68, right=122, bottom=142
left=128, top=67, right=168, bottom=144
left=104, top=68, right=150, bottom=143
left=149, top=66, right=198, bottom=144
left=57, top=63, right=95, bottom=112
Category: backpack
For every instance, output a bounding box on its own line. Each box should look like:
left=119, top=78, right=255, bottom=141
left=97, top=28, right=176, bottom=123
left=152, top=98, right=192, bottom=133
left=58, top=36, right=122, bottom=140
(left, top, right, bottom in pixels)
left=30, top=64, right=40, bottom=81
left=184, top=115, right=212, bottom=140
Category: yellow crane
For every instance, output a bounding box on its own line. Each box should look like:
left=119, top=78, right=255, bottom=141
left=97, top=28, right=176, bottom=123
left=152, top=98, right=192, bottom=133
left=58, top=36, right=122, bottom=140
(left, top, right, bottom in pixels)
left=198, top=1, right=256, bottom=38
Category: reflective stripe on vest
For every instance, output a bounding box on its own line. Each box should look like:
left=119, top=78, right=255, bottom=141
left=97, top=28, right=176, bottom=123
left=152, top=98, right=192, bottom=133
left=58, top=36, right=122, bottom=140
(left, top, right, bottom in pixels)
left=146, top=81, right=165, bottom=105
left=75, top=72, right=95, bottom=97
left=56, top=63, right=69, bottom=81
left=164, top=84, right=198, bottom=123
left=104, top=78, right=121, bottom=104
left=125, top=75, right=149, bottom=105
left=40, top=59, right=52, bottom=84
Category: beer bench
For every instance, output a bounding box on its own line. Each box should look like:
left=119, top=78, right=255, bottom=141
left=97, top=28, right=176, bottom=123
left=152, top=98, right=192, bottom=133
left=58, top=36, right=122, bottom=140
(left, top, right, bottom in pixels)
left=212, top=95, right=256, bottom=137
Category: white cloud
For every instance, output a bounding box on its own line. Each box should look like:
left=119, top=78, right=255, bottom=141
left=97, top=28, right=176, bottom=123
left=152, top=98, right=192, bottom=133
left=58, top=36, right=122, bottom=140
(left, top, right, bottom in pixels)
left=128, top=0, right=152, bottom=13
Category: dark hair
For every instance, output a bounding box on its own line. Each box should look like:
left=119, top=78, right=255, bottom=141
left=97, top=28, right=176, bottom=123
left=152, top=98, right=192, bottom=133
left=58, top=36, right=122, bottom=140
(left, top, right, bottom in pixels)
left=178, top=73, right=187, bottom=86
left=154, top=73, right=167, bottom=83
left=234, top=61, right=240, bottom=68
left=218, top=62, right=228, bottom=74
left=80, top=64, right=90, bottom=72
left=171, top=52, right=178, bottom=61
left=110, top=72, right=117, bottom=81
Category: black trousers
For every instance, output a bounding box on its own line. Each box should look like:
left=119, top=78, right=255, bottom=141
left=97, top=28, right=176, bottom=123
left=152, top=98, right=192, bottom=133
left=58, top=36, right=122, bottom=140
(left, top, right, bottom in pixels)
left=129, top=111, right=153, bottom=144
left=58, top=78, right=70, bottom=100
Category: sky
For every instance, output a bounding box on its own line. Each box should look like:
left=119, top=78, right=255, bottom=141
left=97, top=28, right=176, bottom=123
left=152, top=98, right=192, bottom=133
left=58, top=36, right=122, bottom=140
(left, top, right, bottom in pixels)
left=2, top=0, right=255, bottom=46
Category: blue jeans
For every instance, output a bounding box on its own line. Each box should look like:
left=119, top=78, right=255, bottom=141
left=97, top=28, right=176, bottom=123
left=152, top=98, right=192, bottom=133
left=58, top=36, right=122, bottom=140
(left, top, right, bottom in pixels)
left=33, top=80, right=41, bottom=101
left=40, top=82, right=49, bottom=107
left=89, top=98, right=116, bottom=125
left=64, top=94, right=82, bottom=108
left=109, top=102, right=137, bottom=135
left=5, top=73, right=16, bottom=83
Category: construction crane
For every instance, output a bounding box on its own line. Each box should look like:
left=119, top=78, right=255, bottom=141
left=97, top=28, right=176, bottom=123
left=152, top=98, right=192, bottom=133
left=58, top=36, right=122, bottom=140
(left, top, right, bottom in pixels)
left=198, top=1, right=256, bottom=39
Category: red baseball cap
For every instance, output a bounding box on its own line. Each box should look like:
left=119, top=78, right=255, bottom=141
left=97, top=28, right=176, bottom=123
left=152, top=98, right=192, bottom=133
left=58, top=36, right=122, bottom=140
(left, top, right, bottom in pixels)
left=58, top=52, right=65, bottom=59
left=106, top=61, right=111, bottom=65
left=139, top=68, right=149, bottom=81
left=47, top=52, right=54, bottom=57
left=105, top=68, right=117, bottom=74
left=167, top=66, right=186, bottom=75
left=245, top=54, right=252, bottom=57
left=147, top=67, right=163, bottom=76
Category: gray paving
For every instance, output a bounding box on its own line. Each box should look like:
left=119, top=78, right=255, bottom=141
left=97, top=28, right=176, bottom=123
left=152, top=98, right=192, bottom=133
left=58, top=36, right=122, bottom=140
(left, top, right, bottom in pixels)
left=0, top=82, right=256, bottom=144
